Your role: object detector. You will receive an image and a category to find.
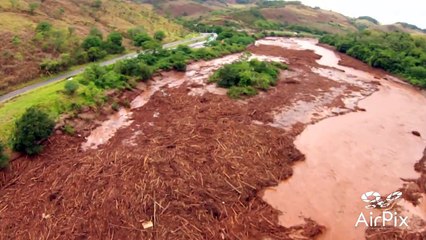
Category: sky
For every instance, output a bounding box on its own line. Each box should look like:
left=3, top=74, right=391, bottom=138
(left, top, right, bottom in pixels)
left=299, top=0, right=426, bottom=29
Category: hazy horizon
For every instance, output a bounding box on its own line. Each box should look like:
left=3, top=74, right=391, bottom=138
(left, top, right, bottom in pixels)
left=300, top=0, right=426, bottom=29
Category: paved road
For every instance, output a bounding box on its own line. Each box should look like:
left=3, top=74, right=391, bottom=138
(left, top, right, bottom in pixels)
left=0, top=33, right=216, bottom=103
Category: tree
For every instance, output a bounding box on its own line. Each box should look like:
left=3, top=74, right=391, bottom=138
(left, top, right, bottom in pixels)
left=154, top=31, right=166, bottom=41
left=81, top=64, right=106, bottom=85
left=82, top=35, right=103, bottom=50
left=142, top=40, right=161, bottom=54
left=12, top=107, right=55, bottom=155
left=87, top=47, right=107, bottom=61
left=36, top=21, right=52, bottom=33
left=105, top=32, right=124, bottom=54
left=133, top=33, right=152, bottom=46
left=0, top=141, right=8, bottom=169
left=64, top=80, right=79, bottom=95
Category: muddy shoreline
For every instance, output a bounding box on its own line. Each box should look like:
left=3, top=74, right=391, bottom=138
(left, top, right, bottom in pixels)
left=0, top=38, right=425, bottom=239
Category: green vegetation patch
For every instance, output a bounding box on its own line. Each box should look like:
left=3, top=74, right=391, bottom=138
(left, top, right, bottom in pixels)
left=12, top=106, right=55, bottom=155
left=0, top=141, right=8, bottom=169
left=209, top=59, right=287, bottom=98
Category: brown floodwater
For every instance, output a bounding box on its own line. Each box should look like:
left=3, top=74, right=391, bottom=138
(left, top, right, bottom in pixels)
left=261, top=38, right=426, bottom=239
left=81, top=108, right=134, bottom=151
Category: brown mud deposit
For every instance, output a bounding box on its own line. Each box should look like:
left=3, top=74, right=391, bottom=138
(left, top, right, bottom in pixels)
left=0, top=38, right=424, bottom=239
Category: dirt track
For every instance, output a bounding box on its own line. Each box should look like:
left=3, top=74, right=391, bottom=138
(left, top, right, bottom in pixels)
left=0, top=39, right=424, bottom=239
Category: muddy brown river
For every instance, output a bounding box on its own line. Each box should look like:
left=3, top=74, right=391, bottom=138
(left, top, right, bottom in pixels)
left=261, top=38, right=426, bottom=239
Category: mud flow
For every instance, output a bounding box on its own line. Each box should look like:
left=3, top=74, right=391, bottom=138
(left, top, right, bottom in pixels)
left=1, top=38, right=425, bottom=239
left=260, top=38, right=426, bottom=239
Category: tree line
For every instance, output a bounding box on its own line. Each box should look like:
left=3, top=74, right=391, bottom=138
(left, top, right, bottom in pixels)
left=320, top=30, right=426, bottom=88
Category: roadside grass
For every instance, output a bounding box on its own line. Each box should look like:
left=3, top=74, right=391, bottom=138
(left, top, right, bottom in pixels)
left=0, top=81, right=92, bottom=144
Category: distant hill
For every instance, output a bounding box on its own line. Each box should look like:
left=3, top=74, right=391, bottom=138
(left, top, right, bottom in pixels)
left=0, top=0, right=188, bottom=93
left=394, top=22, right=426, bottom=34
left=141, top=0, right=426, bottom=36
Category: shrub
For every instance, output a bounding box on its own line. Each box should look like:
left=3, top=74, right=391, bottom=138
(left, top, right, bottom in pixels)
left=82, top=35, right=103, bottom=50
left=192, top=48, right=218, bottom=60
left=142, top=40, right=162, bottom=53
left=176, top=45, right=192, bottom=55
left=64, top=80, right=79, bottom=95
left=99, top=70, right=127, bottom=89
left=84, top=64, right=125, bottom=89
left=12, top=107, right=55, bottom=155
left=170, top=54, right=187, bottom=72
left=114, top=59, right=153, bottom=81
left=211, top=63, right=242, bottom=87
left=154, top=31, right=166, bottom=41
left=73, top=50, right=89, bottom=64
left=63, top=124, right=75, bottom=135
left=40, top=59, right=63, bottom=74
left=139, top=63, right=153, bottom=81
left=12, top=35, right=21, bottom=46
left=408, top=66, right=426, bottom=80
left=60, top=53, right=72, bottom=67
left=36, top=21, right=52, bottom=33
left=81, top=64, right=106, bottom=85
left=87, top=47, right=107, bottom=61
left=210, top=59, right=285, bottom=98
left=81, top=82, right=104, bottom=104
left=228, top=86, right=257, bottom=99
left=105, top=32, right=125, bottom=54
left=0, top=141, right=8, bottom=169
left=133, top=33, right=152, bottom=46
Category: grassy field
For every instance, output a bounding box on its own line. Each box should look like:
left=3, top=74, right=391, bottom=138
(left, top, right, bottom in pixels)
left=0, top=81, right=75, bottom=144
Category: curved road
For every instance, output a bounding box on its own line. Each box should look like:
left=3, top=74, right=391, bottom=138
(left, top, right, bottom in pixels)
left=0, top=33, right=217, bottom=103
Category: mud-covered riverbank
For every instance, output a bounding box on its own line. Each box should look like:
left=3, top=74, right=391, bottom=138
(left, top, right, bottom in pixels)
left=260, top=38, right=426, bottom=240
